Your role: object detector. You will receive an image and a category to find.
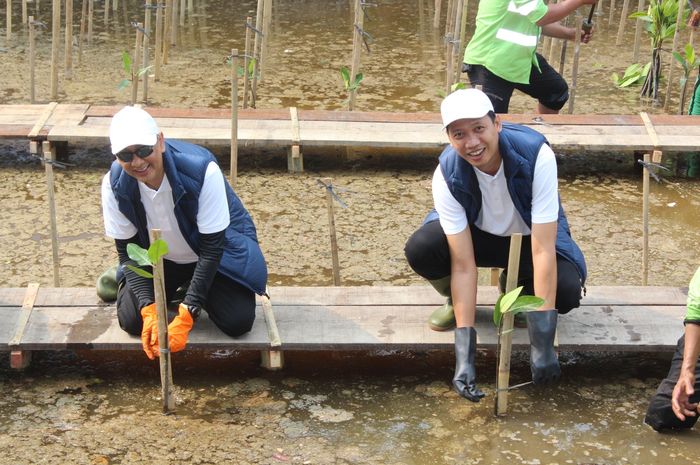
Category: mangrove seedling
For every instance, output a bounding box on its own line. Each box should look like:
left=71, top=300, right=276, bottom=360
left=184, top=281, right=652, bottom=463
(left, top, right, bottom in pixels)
left=125, top=239, right=169, bottom=278
left=340, top=66, right=364, bottom=103
left=612, top=62, right=652, bottom=88
left=673, top=42, right=700, bottom=113
left=118, top=51, right=152, bottom=93
left=493, top=286, right=545, bottom=331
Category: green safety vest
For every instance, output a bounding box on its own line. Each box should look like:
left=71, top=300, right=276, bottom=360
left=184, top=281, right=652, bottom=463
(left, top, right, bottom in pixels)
left=463, top=0, right=548, bottom=84
left=687, top=266, right=700, bottom=323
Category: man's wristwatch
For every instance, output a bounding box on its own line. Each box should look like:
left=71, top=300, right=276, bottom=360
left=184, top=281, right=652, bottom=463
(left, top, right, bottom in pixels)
left=183, top=304, right=202, bottom=320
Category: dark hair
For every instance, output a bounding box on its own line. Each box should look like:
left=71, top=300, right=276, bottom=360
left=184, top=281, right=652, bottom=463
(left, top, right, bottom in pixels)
left=486, top=110, right=496, bottom=122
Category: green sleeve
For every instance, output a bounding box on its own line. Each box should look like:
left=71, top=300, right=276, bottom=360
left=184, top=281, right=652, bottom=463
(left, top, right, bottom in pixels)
left=685, top=266, right=700, bottom=323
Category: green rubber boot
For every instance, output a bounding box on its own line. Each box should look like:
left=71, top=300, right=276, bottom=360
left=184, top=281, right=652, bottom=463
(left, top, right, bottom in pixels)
left=96, top=265, right=119, bottom=302
left=428, top=276, right=456, bottom=331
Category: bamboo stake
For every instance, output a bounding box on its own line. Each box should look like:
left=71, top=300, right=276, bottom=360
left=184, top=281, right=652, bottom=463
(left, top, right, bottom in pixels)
left=663, top=0, right=686, bottom=111
left=64, top=0, right=73, bottom=79
left=558, top=36, right=568, bottom=75
left=103, top=0, right=109, bottom=25
left=88, top=0, right=93, bottom=45
left=179, top=0, right=185, bottom=27
left=633, top=0, right=644, bottom=63
left=230, top=49, right=238, bottom=188
left=154, top=1, right=163, bottom=80
left=29, top=16, right=36, bottom=103
left=131, top=22, right=143, bottom=105
left=243, top=16, right=252, bottom=108
left=495, top=233, right=523, bottom=416
left=170, top=0, right=177, bottom=45
left=348, top=0, right=363, bottom=110
left=22, top=0, right=28, bottom=27
left=322, top=178, right=341, bottom=286
left=113, top=0, right=117, bottom=12
left=78, top=0, right=87, bottom=64
left=163, top=0, right=171, bottom=64
left=251, top=0, right=264, bottom=108
left=142, top=0, right=151, bottom=102
left=642, top=152, right=650, bottom=285
left=6, top=0, right=12, bottom=42
left=50, top=0, right=60, bottom=100
left=452, top=0, right=465, bottom=86
left=433, top=0, right=442, bottom=28
left=457, top=0, right=469, bottom=82
left=616, top=0, right=631, bottom=45
left=567, top=17, right=583, bottom=114
left=260, top=0, right=272, bottom=82
left=150, top=229, right=175, bottom=413
left=188, top=0, right=193, bottom=17
left=444, top=0, right=455, bottom=92
left=608, top=0, right=616, bottom=25
left=43, top=141, right=61, bottom=287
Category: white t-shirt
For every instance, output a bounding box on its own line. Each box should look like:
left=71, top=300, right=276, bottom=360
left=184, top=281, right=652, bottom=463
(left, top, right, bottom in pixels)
left=432, top=144, right=559, bottom=236
left=101, top=161, right=230, bottom=264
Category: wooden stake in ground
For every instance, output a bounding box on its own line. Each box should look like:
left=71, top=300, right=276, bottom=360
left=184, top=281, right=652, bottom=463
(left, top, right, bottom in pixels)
left=6, top=0, right=12, bottom=42
left=615, top=0, right=631, bottom=45
left=260, top=0, right=272, bottom=82
left=163, top=0, right=172, bottom=64
left=88, top=0, right=94, bottom=45
left=433, top=0, right=442, bottom=28
left=50, top=0, right=61, bottom=100
left=142, top=0, right=152, bottom=103
left=42, top=141, right=61, bottom=287
left=154, top=1, right=163, bottom=81
left=65, top=0, right=73, bottom=80
left=150, top=229, right=175, bottom=413
left=663, top=0, right=686, bottom=111
left=243, top=16, right=252, bottom=109
left=230, top=48, right=239, bottom=188
left=348, top=0, right=363, bottom=110
left=321, top=178, right=341, bottom=286
left=495, top=233, right=523, bottom=416
left=29, top=16, right=37, bottom=103
left=251, top=0, right=264, bottom=108
left=22, top=0, right=28, bottom=28
left=131, top=22, right=143, bottom=105
left=567, top=17, right=583, bottom=114
left=78, top=0, right=87, bottom=64
left=633, top=0, right=645, bottom=63
left=642, top=152, right=651, bottom=285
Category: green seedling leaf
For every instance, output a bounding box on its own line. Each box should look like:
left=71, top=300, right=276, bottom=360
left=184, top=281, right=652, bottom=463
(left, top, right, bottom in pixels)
left=352, top=72, right=364, bottom=89
left=147, top=238, right=169, bottom=265
left=117, top=78, right=130, bottom=91
left=504, top=295, right=545, bottom=314
left=122, top=51, right=132, bottom=74
left=136, top=65, right=153, bottom=78
left=126, top=264, right=154, bottom=279
left=450, top=82, right=466, bottom=92
left=493, top=292, right=504, bottom=327
left=127, top=243, right=151, bottom=266
left=340, top=66, right=351, bottom=88
left=493, top=286, right=523, bottom=327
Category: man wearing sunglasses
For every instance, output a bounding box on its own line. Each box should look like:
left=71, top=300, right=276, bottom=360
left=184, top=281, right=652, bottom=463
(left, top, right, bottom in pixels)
left=101, top=106, right=267, bottom=359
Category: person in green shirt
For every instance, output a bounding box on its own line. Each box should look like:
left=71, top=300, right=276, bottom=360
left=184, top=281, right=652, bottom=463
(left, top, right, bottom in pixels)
left=645, top=266, right=700, bottom=431
left=463, top=0, right=596, bottom=113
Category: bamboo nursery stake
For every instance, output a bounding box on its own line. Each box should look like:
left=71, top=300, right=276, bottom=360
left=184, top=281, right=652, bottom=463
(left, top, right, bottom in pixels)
left=103, top=0, right=109, bottom=25
left=29, top=16, right=36, bottom=103
left=179, top=0, right=185, bottom=27
left=22, top=0, right=28, bottom=27
left=65, top=0, right=73, bottom=79
left=568, top=17, right=583, bottom=114
left=150, top=229, right=175, bottom=413
left=434, top=0, right=442, bottom=28
left=321, top=178, right=341, bottom=286
left=163, top=0, right=171, bottom=64
left=78, top=0, right=87, bottom=64
left=6, top=0, right=12, bottom=42
left=495, top=233, right=523, bottom=416
left=633, top=0, right=644, bottom=63
left=243, top=16, right=252, bottom=109
left=260, top=0, right=272, bottom=82
left=615, top=0, right=631, bottom=45
left=663, top=0, right=686, bottom=111
left=154, top=0, right=163, bottom=80
left=88, top=0, right=93, bottom=45
left=131, top=22, right=143, bottom=105
left=250, top=0, right=264, bottom=107
left=170, top=0, right=178, bottom=46
left=142, top=0, right=152, bottom=102
left=50, top=0, right=61, bottom=100
left=230, top=48, right=239, bottom=188
left=348, top=0, right=363, bottom=110
left=642, top=152, right=650, bottom=285
left=43, top=141, right=61, bottom=287
left=609, top=0, right=617, bottom=25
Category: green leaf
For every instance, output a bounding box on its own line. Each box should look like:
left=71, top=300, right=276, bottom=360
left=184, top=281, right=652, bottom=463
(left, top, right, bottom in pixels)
left=503, top=295, right=545, bottom=314
left=493, top=292, right=504, bottom=327
left=126, top=264, right=153, bottom=279
left=352, top=72, right=364, bottom=88
left=127, top=243, right=151, bottom=266
left=340, top=66, right=351, bottom=88
left=499, top=286, right=523, bottom=313
left=136, top=65, right=153, bottom=78
left=117, top=78, right=130, bottom=91
left=121, top=51, right=132, bottom=74
left=147, top=239, right=169, bottom=265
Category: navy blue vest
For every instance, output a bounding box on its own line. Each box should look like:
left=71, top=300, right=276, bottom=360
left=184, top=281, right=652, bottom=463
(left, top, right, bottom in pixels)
left=430, top=123, right=587, bottom=283
left=109, top=140, right=268, bottom=294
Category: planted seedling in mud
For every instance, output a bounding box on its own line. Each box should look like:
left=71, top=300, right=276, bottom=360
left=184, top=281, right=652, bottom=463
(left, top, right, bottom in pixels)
left=493, top=286, right=544, bottom=332
left=340, top=66, right=363, bottom=107
left=125, top=239, right=168, bottom=277
left=612, top=62, right=652, bottom=88
left=117, top=51, right=152, bottom=102
left=673, top=43, right=700, bottom=113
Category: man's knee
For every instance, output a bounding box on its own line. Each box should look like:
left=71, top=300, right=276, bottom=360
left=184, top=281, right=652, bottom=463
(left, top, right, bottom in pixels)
left=215, top=310, right=255, bottom=338
left=645, top=383, right=700, bottom=431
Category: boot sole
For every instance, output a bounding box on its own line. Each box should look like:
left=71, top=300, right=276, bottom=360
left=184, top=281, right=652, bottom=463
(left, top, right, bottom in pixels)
left=428, top=322, right=456, bottom=332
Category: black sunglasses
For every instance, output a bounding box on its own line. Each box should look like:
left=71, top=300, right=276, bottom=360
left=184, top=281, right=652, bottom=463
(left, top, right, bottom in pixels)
left=115, top=145, right=155, bottom=163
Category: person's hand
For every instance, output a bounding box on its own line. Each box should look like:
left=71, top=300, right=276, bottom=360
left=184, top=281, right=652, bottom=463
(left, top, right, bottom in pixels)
left=581, top=27, right=593, bottom=44
left=672, top=370, right=698, bottom=421
left=167, top=303, right=195, bottom=353
left=140, top=303, right=159, bottom=360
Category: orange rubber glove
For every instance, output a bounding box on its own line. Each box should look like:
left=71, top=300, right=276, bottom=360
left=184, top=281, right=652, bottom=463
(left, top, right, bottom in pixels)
left=140, top=303, right=159, bottom=360
left=167, top=303, right=194, bottom=353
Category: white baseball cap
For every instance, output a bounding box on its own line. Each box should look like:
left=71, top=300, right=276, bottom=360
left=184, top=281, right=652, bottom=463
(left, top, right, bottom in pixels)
left=109, top=106, right=160, bottom=155
left=440, top=88, right=495, bottom=128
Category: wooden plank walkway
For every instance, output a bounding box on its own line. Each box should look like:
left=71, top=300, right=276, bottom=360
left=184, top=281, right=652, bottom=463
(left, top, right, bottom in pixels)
left=0, top=286, right=688, bottom=363
left=2, top=103, right=700, bottom=153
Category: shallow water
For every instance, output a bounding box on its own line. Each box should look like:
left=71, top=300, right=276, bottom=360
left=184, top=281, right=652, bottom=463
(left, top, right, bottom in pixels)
left=2, top=1, right=700, bottom=463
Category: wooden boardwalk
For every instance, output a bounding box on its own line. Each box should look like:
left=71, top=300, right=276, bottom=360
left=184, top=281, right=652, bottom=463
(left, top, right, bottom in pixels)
left=2, top=103, right=700, bottom=157
left=0, top=285, right=688, bottom=368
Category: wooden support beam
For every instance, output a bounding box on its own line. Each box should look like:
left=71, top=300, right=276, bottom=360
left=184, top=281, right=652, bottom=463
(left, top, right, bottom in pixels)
left=9, top=283, right=40, bottom=369
left=287, top=106, right=303, bottom=172
left=261, top=291, right=283, bottom=370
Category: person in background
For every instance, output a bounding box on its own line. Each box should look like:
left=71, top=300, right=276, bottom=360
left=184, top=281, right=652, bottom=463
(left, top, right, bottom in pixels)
left=101, top=106, right=267, bottom=359
left=463, top=0, right=596, bottom=113
left=645, top=266, right=700, bottom=431
left=404, top=89, right=586, bottom=401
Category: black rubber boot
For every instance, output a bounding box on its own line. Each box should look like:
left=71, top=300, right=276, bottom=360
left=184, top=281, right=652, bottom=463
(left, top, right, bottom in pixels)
left=453, top=327, right=485, bottom=402
left=526, top=310, right=561, bottom=384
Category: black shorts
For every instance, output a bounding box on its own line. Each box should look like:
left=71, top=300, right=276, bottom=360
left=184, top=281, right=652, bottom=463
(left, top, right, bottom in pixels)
left=464, top=53, right=569, bottom=113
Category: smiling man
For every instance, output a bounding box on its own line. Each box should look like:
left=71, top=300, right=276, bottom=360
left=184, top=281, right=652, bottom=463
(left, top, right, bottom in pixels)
left=404, top=88, right=586, bottom=400
left=101, top=106, right=267, bottom=359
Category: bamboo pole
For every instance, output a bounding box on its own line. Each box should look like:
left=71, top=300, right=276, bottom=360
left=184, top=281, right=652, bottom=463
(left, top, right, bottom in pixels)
left=567, top=17, right=583, bottom=114
left=42, top=141, right=61, bottom=287
left=103, top=0, right=109, bottom=25
left=150, top=229, right=175, bottom=413
left=444, top=0, right=455, bottom=92
left=348, top=0, right=363, bottom=110
left=113, top=0, right=117, bottom=12
left=663, top=0, right=686, bottom=111
left=230, top=49, right=239, bottom=188
left=6, top=0, right=12, bottom=42
left=495, top=233, right=523, bottom=416
left=179, top=0, right=185, bottom=27
left=642, top=152, right=650, bottom=285
left=78, top=0, right=87, bottom=64
left=615, top=0, right=631, bottom=45
left=50, top=0, right=60, bottom=100
left=64, top=0, right=73, bottom=79
left=260, top=0, right=272, bottom=82
left=322, top=178, right=341, bottom=286
left=170, top=0, right=177, bottom=45
left=243, top=16, right=252, bottom=108
left=88, top=0, right=93, bottom=45
left=163, top=0, right=171, bottom=64
left=142, top=0, right=151, bottom=102
left=452, top=0, right=465, bottom=86
left=131, top=22, right=143, bottom=105
left=433, top=0, right=442, bottom=28
left=608, top=0, right=616, bottom=25
left=29, top=16, right=36, bottom=103
left=154, top=1, right=163, bottom=80
left=456, top=0, right=469, bottom=82
left=633, top=0, right=644, bottom=63
left=558, top=36, right=568, bottom=75
left=22, top=0, right=28, bottom=27
left=188, top=0, right=193, bottom=17
left=251, top=0, right=264, bottom=108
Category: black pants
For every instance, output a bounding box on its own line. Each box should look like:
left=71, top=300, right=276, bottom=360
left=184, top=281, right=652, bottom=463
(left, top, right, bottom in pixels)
left=645, top=334, right=700, bottom=431
left=117, top=260, right=256, bottom=338
left=465, top=53, right=569, bottom=113
left=404, top=220, right=583, bottom=313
